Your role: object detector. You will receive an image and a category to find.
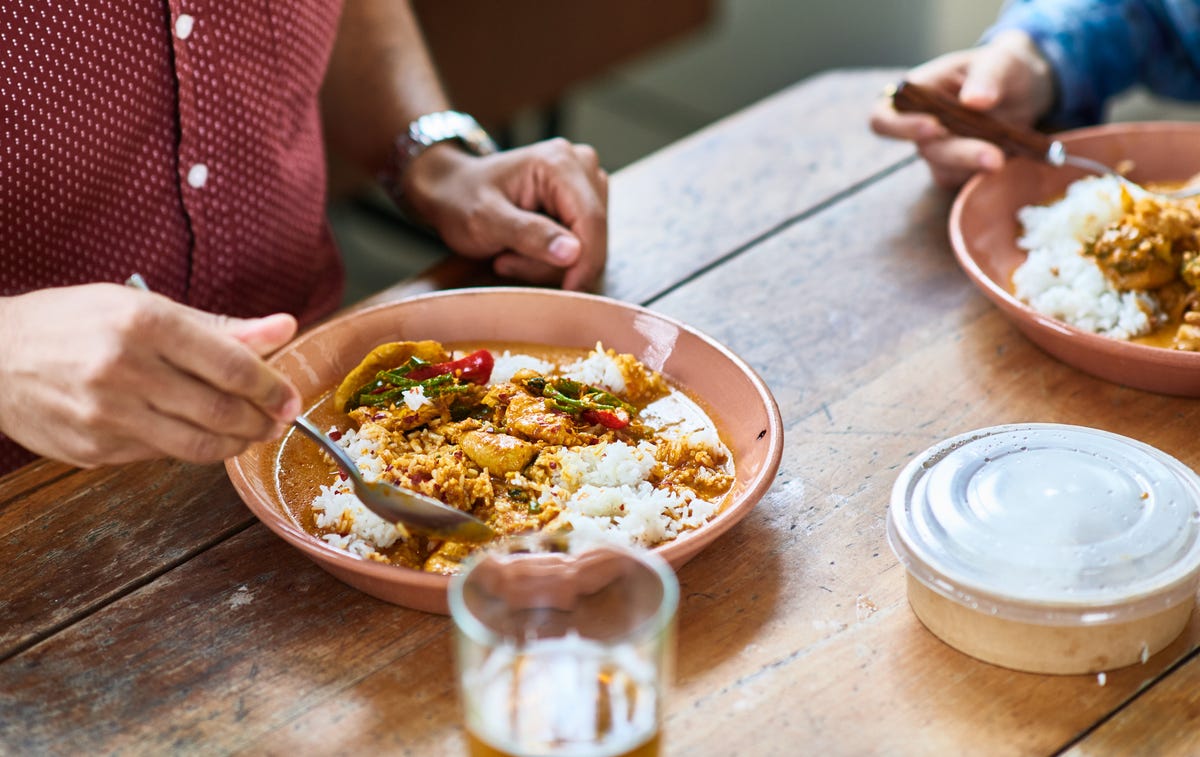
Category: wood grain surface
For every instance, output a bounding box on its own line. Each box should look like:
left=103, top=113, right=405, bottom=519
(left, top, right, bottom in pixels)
left=606, top=68, right=912, bottom=304
left=631, top=155, right=1200, bottom=757
left=3, top=68, right=1197, bottom=756
left=1065, top=652, right=1200, bottom=757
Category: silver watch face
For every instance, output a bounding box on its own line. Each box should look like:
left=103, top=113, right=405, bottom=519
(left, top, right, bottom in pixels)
left=407, top=111, right=497, bottom=157
left=382, top=110, right=499, bottom=206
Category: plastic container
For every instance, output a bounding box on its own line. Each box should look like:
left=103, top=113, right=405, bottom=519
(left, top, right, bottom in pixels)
left=888, top=423, right=1200, bottom=674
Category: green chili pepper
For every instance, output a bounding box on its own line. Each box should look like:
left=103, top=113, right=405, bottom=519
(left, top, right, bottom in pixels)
left=348, top=357, right=473, bottom=409
left=521, top=376, right=636, bottom=429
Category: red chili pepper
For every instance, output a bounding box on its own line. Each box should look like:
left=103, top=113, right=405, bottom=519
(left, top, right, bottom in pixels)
left=405, top=349, right=494, bottom=384
left=582, top=407, right=631, bottom=429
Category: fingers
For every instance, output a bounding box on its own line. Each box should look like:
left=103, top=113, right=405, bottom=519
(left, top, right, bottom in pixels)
left=140, top=358, right=285, bottom=444
left=918, top=137, right=1006, bottom=189
left=134, top=397, right=284, bottom=464
left=93, top=304, right=298, bottom=463
left=0, top=284, right=301, bottom=469
left=405, top=136, right=608, bottom=291
left=165, top=309, right=302, bottom=424
left=10, top=344, right=282, bottom=469
left=75, top=399, right=276, bottom=466
left=958, top=41, right=1022, bottom=112
left=871, top=42, right=1041, bottom=190
left=467, top=139, right=607, bottom=290
left=869, top=105, right=948, bottom=142
left=492, top=250, right=565, bottom=285
left=93, top=300, right=300, bottom=458
left=529, top=139, right=608, bottom=288
left=572, top=143, right=609, bottom=203
left=481, top=203, right=584, bottom=281
left=223, top=313, right=298, bottom=355
left=871, top=49, right=971, bottom=139
left=872, top=92, right=998, bottom=189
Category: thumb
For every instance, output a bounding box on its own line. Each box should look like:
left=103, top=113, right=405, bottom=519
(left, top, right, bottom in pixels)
left=221, top=313, right=298, bottom=356
left=958, top=44, right=1019, bottom=111
left=490, top=204, right=583, bottom=269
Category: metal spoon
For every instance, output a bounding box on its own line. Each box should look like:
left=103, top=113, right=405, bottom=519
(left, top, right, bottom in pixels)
left=292, top=415, right=495, bottom=543
left=889, top=80, right=1200, bottom=199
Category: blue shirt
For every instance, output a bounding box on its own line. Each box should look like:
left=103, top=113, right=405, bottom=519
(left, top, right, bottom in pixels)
left=985, top=0, right=1200, bottom=127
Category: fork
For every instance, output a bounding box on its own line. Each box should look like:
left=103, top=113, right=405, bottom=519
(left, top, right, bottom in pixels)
left=889, top=80, right=1200, bottom=200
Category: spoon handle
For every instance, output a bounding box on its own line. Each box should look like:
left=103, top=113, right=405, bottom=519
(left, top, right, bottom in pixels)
left=891, top=80, right=1052, bottom=161
left=292, top=415, right=360, bottom=478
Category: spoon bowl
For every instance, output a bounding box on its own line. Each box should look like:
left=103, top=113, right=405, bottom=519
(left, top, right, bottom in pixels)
left=290, top=414, right=495, bottom=543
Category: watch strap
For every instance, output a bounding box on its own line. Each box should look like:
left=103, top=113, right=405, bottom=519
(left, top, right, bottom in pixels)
left=378, top=110, right=498, bottom=225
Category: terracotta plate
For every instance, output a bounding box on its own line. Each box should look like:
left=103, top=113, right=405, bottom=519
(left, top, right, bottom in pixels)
left=225, top=287, right=784, bottom=614
left=949, top=121, right=1200, bottom=396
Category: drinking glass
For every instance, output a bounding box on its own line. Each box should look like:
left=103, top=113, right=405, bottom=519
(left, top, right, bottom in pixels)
left=448, top=533, right=679, bottom=757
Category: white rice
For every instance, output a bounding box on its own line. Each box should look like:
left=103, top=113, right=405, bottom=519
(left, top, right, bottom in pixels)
left=524, top=438, right=722, bottom=548
left=310, top=347, right=731, bottom=560
left=489, top=352, right=556, bottom=385
left=489, top=343, right=626, bottom=392
left=310, top=427, right=405, bottom=557
left=561, top=345, right=628, bottom=393
left=1012, top=175, right=1158, bottom=339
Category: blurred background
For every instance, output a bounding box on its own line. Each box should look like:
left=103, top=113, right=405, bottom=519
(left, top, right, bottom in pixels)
left=330, top=0, right=1198, bottom=301
left=520, top=0, right=1005, bottom=169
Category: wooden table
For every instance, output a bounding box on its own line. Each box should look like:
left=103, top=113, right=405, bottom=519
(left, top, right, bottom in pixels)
left=4, top=68, right=1199, bottom=756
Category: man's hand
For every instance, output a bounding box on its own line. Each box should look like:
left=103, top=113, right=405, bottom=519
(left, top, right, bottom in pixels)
left=869, top=30, right=1057, bottom=189
left=401, top=138, right=609, bottom=291
left=321, top=0, right=608, bottom=290
left=0, top=284, right=301, bottom=467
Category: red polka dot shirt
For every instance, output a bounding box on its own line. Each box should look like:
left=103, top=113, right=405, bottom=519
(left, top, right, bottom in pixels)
left=1, top=0, right=348, bottom=473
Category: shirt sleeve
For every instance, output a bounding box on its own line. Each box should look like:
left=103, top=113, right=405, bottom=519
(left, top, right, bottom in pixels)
left=982, top=0, right=1200, bottom=128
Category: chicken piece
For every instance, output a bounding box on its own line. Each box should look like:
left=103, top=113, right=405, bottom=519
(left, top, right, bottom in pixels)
left=479, top=381, right=525, bottom=423
left=1173, top=311, right=1200, bottom=351
left=653, top=438, right=734, bottom=500
left=1086, top=196, right=1200, bottom=291
left=503, top=393, right=588, bottom=446
left=608, top=351, right=670, bottom=405
left=459, top=430, right=537, bottom=474
left=422, top=490, right=553, bottom=574
left=1155, top=281, right=1193, bottom=326
left=1182, top=251, right=1200, bottom=290
left=371, top=535, right=426, bottom=571
left=479, top=485, right=554, bottom=533
left=423, top=540, right=474, bottom=574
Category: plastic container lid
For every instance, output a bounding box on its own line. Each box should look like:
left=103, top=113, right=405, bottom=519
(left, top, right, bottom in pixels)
left=888, top=423, right=1200, bottom=625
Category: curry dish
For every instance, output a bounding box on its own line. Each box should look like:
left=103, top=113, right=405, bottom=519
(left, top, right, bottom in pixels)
left=1084, top=186, right=1200, bottom=349
left=303, top=340, right=735, bottom=574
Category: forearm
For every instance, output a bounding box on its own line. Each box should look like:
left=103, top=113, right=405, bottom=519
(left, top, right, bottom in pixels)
left=320, top=0, right=450, bottom=175
left=984, top=0, right=1185, bottom=127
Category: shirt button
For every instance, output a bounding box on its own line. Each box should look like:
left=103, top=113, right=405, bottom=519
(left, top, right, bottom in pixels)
left=175, top=14, right=195, bottom=40
left=187, top=163, right=208, bottom=188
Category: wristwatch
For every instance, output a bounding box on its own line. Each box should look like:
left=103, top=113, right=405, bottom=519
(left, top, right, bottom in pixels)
left=383, top=109, right=497, bottom=181
left=379, top=111, right=499, bottom=224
